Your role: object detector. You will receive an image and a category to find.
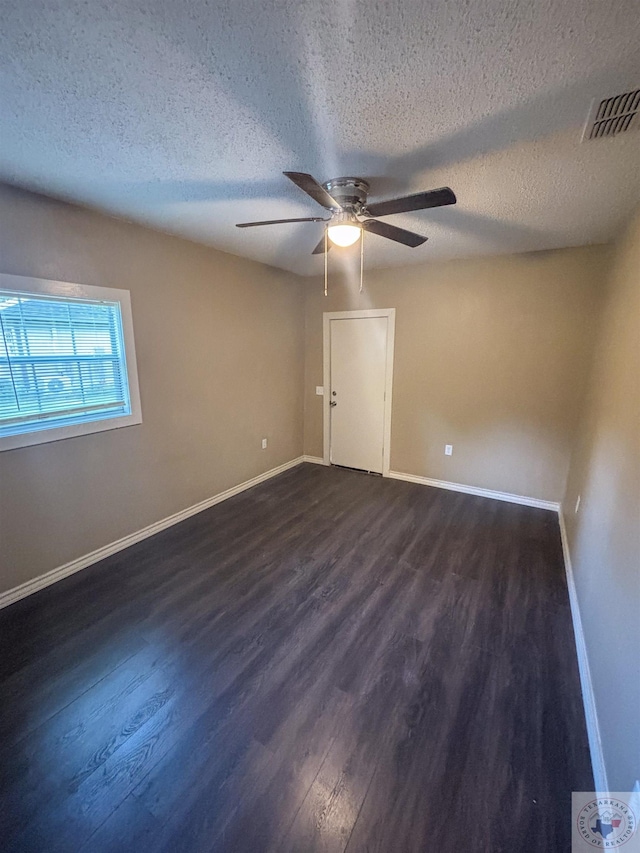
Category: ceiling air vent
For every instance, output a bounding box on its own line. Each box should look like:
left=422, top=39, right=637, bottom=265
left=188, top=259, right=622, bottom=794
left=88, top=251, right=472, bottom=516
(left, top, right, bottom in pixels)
left=582, top=89, right=640, bottom=141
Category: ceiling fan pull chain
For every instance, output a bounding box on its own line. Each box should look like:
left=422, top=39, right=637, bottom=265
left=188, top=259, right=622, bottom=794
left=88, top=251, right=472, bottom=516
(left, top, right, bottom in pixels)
left=324, top=226, right=328, bottom=297
left=360, top=228, right=364, bottom=293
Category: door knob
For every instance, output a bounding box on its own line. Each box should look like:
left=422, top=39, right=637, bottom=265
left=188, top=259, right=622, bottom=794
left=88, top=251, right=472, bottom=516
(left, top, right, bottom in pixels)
left=329, top=401, right=337, bottom=407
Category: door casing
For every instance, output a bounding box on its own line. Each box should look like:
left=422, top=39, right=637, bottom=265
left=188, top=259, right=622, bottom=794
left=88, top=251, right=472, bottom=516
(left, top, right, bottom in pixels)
left=322, top=308, right=396, bottom=476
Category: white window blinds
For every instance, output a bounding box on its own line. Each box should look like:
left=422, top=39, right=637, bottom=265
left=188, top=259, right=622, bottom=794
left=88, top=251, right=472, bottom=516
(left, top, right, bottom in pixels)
left=0, top=289, right=132, bottom=438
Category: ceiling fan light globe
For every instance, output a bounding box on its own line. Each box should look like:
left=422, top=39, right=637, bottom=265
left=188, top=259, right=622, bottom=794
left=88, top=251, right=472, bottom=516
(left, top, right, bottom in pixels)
left=327, top=224, right=361, bottom=247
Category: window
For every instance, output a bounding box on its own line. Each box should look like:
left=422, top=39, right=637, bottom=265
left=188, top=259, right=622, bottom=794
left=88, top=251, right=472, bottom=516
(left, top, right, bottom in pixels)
left=0, top=274, right=142, bottom=451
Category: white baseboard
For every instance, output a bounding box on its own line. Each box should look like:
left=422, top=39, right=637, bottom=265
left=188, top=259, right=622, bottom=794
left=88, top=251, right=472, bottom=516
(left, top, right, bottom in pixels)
left=0, top=456, right=304, bottom=611
left=558, top=509, right=609, bottom=794
left=387, top=470, right=560, bottom=511
left=302, top=455, right=326, bottom=465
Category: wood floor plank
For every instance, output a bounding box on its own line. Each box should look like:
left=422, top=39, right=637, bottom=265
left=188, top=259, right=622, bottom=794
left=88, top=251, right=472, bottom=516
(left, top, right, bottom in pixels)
left=0, top=464, right=593, bottom=852
left=280, top=632, right=424, bottom=853
left=152, top=687, right=350, bottom=853
left=77, top=794, right=162, bottom=853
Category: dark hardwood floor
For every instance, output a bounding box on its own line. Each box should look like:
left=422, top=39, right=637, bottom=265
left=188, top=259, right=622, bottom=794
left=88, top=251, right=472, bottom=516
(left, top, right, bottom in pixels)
left=0, top=463, right=593, bottom=852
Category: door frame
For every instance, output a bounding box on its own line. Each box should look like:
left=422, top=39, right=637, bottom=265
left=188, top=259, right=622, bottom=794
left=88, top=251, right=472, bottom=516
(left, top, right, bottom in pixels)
left=322, top=308, right=396, bottom=476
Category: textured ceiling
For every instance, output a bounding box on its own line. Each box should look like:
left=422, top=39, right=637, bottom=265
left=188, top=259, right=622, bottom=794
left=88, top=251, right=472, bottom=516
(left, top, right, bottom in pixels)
left=0, top=0, right=639, bottom=275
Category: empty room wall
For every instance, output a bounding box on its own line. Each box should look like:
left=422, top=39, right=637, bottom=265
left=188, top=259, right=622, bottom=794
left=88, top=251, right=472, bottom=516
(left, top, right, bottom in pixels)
left=0, top=183, right=304, bottom=595
left=304, top=246, right=610, bottom=502
left=562, top=209, right=640, bottom=792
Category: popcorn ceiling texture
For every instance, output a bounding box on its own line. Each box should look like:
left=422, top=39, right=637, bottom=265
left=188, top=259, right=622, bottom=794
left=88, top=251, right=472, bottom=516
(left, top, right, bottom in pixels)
left=0, top=0, right=638, bottom=275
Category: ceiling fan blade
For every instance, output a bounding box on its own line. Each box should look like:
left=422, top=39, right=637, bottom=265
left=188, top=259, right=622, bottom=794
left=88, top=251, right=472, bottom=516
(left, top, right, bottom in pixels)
left=283, top=172, right=342, bottom=210
left=236, top=216, right=327, bottom=228
left=362, top=219, right=427, bottom=247
left=366, top=187, right=456, bottom=218
left=312, top=234, right=332, bottom=255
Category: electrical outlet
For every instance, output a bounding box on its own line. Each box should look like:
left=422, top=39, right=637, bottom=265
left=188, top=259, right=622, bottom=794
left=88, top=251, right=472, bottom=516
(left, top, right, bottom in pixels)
left=445, top=445, right=453, bottom=456
left=315, top=386, right=324, bottom=396
left=575, top=494, right=581, bottom=513
left=261, top=438, right=268, bottom=450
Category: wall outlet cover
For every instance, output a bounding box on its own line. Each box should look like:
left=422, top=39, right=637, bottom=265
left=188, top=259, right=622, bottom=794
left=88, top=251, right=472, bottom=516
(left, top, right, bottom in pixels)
left=445, top=445, right=453, bottom=456
left=315, top=386, right=324, bottom=396
left=261, top=438, right=268, bottom=449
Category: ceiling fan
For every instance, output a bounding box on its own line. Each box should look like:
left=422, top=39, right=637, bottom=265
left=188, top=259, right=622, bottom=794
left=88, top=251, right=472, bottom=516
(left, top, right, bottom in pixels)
left=236, top=172, right=456, bottom=254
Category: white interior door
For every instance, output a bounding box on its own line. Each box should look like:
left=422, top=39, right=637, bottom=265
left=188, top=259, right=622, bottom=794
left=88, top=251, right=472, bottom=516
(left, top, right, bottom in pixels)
left=329, top=316, right=388, bottom=473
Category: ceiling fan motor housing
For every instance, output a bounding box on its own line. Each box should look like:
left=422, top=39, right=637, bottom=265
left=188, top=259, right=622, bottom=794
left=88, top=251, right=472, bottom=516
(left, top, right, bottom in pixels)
left=322, top=177, right=370, bottom=211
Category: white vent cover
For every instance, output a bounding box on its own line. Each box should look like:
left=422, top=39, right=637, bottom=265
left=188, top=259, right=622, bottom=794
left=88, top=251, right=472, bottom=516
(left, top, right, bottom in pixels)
left=582, top=89, right=640, bottom=141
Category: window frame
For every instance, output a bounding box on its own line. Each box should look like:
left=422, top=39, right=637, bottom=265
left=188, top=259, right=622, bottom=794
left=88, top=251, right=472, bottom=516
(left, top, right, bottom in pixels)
left=0, top=273, right=142, bottom=452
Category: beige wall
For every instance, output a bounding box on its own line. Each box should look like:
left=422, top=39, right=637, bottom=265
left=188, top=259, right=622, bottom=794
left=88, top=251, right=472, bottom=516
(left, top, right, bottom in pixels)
left=562, top=211, right=640, bottom=791
left=304, top=246, right=609, bottom=502
left=0, top=184, right=304, bottom=594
